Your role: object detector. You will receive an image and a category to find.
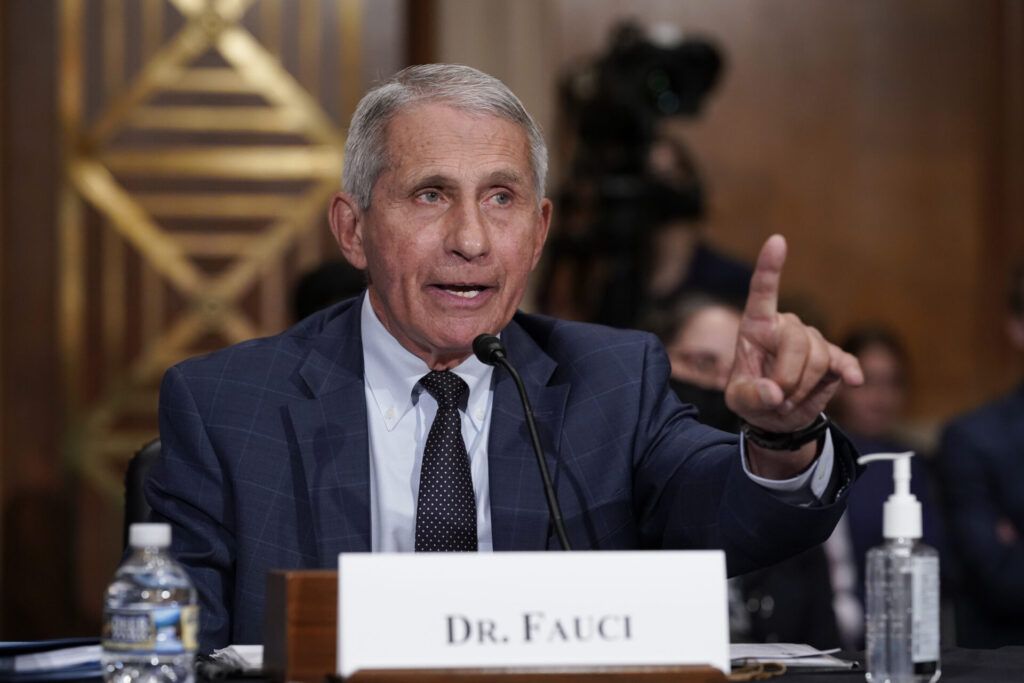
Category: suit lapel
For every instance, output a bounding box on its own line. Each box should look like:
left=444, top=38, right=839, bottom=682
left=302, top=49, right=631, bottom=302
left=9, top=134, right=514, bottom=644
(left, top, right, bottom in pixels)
left=287, top=300, right=372, bottom=565
left=488, top=318, right=570, bottom=550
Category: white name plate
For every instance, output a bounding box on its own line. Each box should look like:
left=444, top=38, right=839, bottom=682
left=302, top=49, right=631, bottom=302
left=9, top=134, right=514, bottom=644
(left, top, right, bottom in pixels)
left=337, top=550, right=729, bottom=677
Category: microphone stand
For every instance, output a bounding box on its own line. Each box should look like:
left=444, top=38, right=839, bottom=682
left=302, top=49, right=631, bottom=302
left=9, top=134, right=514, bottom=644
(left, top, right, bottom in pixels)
left=474, top=334, right=572, bottom=551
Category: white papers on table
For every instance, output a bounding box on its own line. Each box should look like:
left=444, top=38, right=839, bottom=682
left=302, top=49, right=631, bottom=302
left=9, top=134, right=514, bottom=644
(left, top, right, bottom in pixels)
left=2, top=645, right=101, bottom=673
left=730, top=643, right=857, bottom=669
left=210, top=644, right=263, bottom=672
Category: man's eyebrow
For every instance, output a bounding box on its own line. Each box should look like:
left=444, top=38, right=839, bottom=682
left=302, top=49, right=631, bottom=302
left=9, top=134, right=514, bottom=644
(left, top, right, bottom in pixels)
left=486, top=169, right=527, bottom=187
left=408, top=173, right=455, bottom=189
left=405, top=170, right=528, bottom=190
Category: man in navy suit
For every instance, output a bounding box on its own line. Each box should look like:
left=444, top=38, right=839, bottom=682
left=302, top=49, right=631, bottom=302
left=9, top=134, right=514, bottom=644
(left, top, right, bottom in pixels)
left=938, top=262, right=1024, bottom=647
left=147, top=64, right=864, bottom=651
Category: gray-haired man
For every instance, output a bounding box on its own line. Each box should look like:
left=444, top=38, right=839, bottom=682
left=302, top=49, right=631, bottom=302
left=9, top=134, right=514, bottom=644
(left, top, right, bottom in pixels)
left=148, top=64, right=863, bottom=650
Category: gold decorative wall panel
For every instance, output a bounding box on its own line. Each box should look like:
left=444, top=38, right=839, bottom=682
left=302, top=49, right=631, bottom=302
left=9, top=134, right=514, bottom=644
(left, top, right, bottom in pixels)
left=58, top=0, right=362, bottom=500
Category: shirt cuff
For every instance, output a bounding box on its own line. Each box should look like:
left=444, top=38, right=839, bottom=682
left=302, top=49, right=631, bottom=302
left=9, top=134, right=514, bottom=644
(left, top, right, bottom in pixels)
left=740, top=428, right=835, bottom=505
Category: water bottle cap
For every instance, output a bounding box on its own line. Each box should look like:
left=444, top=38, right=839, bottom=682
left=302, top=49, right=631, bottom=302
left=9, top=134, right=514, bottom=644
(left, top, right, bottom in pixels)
left=129, top=523, right=171, bottom=548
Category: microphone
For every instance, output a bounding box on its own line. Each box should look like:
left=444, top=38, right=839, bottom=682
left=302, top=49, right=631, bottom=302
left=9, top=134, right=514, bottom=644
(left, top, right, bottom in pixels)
left=473, top=334, right=572, bottom=551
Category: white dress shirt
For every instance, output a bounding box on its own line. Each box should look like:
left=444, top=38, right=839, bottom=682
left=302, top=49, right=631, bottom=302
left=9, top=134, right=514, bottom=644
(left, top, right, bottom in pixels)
left=359, top=293, right=835, bottom=552
left=362, top=295, right=495, bottom=551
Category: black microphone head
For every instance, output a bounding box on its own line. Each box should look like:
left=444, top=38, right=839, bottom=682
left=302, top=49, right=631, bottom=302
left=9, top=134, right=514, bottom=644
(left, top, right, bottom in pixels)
left=473, top=334, right=506, bottom=365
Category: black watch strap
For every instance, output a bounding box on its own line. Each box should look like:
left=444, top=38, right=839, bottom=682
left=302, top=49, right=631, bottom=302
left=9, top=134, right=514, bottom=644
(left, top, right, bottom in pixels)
left=741, top=413, right=830, bottom=451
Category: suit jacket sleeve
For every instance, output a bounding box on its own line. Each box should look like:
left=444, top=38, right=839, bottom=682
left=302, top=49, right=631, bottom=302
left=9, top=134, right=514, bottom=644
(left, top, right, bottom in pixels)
left=145, top=365, right=236, bottom=651
left=629, top=334, right=854, bottom=575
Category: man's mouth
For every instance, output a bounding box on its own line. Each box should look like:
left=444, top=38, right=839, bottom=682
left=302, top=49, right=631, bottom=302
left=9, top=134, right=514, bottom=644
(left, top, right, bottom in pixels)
left=435, top=284, right=489, bottom=299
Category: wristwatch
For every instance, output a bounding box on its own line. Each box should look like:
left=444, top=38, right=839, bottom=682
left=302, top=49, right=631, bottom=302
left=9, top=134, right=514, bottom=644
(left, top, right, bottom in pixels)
left=741, top=413, right=830, bottom=451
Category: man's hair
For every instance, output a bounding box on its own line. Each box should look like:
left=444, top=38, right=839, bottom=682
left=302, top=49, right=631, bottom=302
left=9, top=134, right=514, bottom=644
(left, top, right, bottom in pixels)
left=1011, top=260, right=1024, bottom=318
left=342, top=64, right=548, bottom=209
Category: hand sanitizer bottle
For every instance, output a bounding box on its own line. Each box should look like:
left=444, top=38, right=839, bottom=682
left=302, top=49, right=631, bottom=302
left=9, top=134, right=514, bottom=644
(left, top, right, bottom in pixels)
left=859, top=452, right=940, bottom=683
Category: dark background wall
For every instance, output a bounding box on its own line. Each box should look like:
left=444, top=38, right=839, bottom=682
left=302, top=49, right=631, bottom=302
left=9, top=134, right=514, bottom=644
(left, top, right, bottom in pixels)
left=2, top=0, right=71, bottom=636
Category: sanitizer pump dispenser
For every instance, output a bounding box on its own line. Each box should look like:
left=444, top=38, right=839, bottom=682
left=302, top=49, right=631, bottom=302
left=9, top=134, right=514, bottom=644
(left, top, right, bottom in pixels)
left=858, top=451, right=940, bottom=683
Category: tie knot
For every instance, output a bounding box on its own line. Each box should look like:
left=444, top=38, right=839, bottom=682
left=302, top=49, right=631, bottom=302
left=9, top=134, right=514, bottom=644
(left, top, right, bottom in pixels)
left=419, top=370, right=469, bottom=409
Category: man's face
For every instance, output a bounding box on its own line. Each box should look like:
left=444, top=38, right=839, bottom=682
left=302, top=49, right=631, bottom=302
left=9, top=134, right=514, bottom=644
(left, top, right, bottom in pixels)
left=330, top=103, right=551, bottom=368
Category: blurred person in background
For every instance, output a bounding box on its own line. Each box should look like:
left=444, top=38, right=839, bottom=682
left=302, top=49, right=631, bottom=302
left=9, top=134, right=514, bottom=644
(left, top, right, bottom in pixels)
left=832, top=327, right=914, bottom=452
left=937, top=263, right=1024, bottom=647
left=827, top=326, right=945, bottom=648
left=647, top=294, right=840, bottom=649
left=649, top=293, right=742, bottom=432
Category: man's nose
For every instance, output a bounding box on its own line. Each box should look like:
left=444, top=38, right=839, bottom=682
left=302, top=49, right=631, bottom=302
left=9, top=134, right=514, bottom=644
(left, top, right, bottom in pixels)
left=445, top=200, right=491, bottom=260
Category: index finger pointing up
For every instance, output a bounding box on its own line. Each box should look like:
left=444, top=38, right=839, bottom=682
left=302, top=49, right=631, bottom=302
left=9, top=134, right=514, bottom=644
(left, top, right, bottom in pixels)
left=743, top=234, right=787, bottom=321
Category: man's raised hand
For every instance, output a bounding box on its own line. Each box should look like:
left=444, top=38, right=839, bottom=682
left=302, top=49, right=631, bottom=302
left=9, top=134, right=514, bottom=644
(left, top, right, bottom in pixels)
left=725, top=235, right=863, bottom=434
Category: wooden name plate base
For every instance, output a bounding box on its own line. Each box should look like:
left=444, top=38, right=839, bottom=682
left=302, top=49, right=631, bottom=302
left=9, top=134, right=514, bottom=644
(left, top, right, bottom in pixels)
left=264, top=570, right=727, bottom=683
left=265, top=570, right=338, bottom=682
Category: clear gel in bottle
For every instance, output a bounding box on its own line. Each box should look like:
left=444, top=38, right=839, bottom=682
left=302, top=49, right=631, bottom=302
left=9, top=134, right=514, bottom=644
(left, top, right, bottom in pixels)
left=860, top=452, right=940, bottom=683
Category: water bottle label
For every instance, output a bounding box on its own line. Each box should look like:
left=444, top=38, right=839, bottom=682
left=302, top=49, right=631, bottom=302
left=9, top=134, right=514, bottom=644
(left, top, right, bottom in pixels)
left=102, top=605, right=198, bottom=654
left=911, top=555, right=940, bottom=663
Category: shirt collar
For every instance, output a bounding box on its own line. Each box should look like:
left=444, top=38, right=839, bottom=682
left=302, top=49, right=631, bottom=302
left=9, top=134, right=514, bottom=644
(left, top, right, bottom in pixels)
left=360, top=292, right=493, bottom=432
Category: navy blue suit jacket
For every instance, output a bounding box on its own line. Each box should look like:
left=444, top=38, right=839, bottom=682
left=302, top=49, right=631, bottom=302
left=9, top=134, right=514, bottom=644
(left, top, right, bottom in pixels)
left=146, top=297, right=855, bottom=651
left=938, top=383, right=1024, bottom=646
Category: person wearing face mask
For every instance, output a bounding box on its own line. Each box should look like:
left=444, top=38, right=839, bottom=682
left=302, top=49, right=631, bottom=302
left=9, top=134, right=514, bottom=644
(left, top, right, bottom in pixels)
left=647, top=293, right=841, bottom=649
left=653, top=293, right=744, bottom=432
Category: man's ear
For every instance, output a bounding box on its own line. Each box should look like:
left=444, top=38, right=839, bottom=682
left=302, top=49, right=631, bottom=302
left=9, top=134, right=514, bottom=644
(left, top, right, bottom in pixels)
left=530, top=198, right=554, bottom=269
left=328, top=192, right=367, bottom=270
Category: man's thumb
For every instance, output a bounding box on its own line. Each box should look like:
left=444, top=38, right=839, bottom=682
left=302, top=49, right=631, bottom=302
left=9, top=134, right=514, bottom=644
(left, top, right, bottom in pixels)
left=727, top=378, right=784, bottom=415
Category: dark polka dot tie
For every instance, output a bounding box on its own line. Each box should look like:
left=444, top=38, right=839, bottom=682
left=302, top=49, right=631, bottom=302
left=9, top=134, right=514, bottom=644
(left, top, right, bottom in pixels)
left=415, top=370, right=477, bottom=552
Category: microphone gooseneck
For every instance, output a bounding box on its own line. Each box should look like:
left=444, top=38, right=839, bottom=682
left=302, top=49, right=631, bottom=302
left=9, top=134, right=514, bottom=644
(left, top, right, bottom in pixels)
left=472, top=334, right=572, bottom=551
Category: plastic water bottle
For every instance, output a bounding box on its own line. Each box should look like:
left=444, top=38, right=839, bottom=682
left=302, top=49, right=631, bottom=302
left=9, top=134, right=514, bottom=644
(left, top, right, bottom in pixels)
left=102, top=523, right=198, bottom=683
left=860, top=453, right=940, bottom=683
